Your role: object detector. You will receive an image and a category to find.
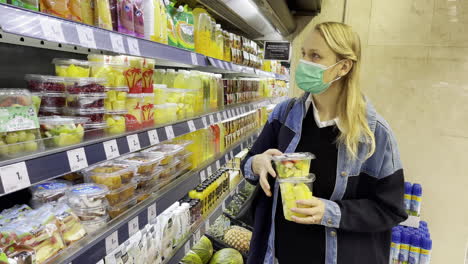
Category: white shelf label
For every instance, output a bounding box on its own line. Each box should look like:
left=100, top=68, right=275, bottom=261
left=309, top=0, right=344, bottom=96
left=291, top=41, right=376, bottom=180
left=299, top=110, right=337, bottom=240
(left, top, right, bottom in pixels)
left=148, top=130, right=159, bottom=145
left=0, top=162, right=30, bottom=194
left=222, top=111, right=228, bottom=119
left=224, top=155, right=230, bottom=164
left=184, top=242, right=191, bottom=254
left=205, top=220, right=210, bottom=232
left=199, top=170, right=206, bottom=182
left=110, top=33, right=126, bottom=53
left=147, top=203, right=157, bottom=223
left=202, top=117, right=208, bottom=128
left=128, top=216, right=139, bottom=236
left=127, top=134, right=141, bottom=152
left=194, top=229, right=201, bottom=242
left=207, top=166, right=212, bottom=176
left=230, top=109, right=235, bottom=117
left=40, top=18, right=65, bottom=43
left=227, top=111, right=232, bottom=118
left=209, top=115, right=215, bottom=124
left=127, top=37, right=141, bottom=56
left=191, top=53, right=198, bottom=65
left=230, top=151, right=234, bottom=159
left=222, top=200, right=226, bottom=211
left=76, top=26, right=96, bottom=49
left=217, top=113, right=222, bottom=121
left=103, top=140, right=120, bottom=160
left=96, top=260, right=104, bottom=264
left=165, top=126, right=175, bottom=139
left=218, top=60, right=224, bottom=69
left=105, top=231, right=119, bottom=254
left=67, top=148, right=88, bottom=172
left=208, top=57, right=216, bottom=66
left=236, top=108, right=241, bottom=115
left=216, top=160, right=220, bottom=170
left=187, top=120, right=196, bottom=132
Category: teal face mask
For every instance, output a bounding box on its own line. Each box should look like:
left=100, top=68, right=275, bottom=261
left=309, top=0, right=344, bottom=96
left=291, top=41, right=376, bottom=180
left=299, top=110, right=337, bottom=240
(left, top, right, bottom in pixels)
left=295, top=59, right=343, bottom=94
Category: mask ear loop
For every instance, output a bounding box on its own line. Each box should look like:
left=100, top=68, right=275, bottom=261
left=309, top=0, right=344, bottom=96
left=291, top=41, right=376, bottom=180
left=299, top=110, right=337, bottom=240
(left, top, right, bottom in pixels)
left=325, top=59, right=345, bottom=84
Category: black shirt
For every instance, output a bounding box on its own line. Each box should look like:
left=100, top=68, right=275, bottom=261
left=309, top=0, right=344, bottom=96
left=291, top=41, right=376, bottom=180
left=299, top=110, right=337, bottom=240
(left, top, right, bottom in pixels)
left=275, top=105, right=339, bottom=263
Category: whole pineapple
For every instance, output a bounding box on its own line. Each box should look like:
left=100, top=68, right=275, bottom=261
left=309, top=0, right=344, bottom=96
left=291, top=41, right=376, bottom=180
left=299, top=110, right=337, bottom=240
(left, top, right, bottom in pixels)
left=223, top=226, right=252, bottom=254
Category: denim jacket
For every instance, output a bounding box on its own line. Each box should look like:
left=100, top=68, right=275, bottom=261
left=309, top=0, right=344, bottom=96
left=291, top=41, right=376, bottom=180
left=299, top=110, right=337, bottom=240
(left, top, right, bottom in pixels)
left=241, top=93, right=408, bottom=264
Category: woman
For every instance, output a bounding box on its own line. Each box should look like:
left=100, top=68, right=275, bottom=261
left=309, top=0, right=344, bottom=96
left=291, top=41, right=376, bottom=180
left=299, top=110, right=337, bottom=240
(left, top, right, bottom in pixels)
left=241, top=22, right=408, bottom=264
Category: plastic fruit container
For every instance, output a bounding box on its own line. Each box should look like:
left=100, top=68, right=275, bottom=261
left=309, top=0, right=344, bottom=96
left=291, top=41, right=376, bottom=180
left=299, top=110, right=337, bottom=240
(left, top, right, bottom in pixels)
left=39, top=116, right=88, bottom=147
left=31, top=92, right=42, bottom=113
left=30, top=180, right=72, bottom=206
left=65, top=77, right=106, bottom=94
left=141, top=93, right=154, bottom=128
left=136, top=191, right=151, bottom=203
left=90, top=62, right=127, bottom=87
left=67, top=183, right=109, bottom=210
left=53, top=58, right=91, bottom=77
left=104, top=111, right=127, bottom=135
left=84, top=122, right=107, bottom=140
left=66, top=93, right=106, bottom=108
left=142, top=58, right=155, bottom=93
left=0, top=129, right=43, bottom=158
left=125, top=94, right=143, bottom=131
left=118, top=152, right=165, bottom=175
left=278, top=174, right=316, bottom=221
left=52, top=203, right=87, bottom=245
left=40, top=92, right=66, bottom=108
left=104, top=87, right=128, bottom=111
left=153, top=103, right=178, bottom=125
left=64, top=108, right=106, bottom=124
left=83, top=162, right=136, bottom=190
left=80, top=215, right=109, bottom=234
left=159, top=159, right=182, bottom=179
left=108, top=198, right=137, bottom=219
left=272, top=153, right=316, bottom=178
left=123, top=56, right=143, bottom=94
left=39, top=106, right=63, bottom=116
left=144, top=144, right=184, bottom=165
left=153, top=84, right=167, bottom=104
left=25, top=74, right=66, bottom=92
left=105, top=181, right=137, bottom=206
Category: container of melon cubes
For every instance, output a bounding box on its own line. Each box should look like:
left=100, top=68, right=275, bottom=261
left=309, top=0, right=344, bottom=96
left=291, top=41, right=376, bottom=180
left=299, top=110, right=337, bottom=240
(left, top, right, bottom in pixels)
left=272, top=152, right=315, bottom=178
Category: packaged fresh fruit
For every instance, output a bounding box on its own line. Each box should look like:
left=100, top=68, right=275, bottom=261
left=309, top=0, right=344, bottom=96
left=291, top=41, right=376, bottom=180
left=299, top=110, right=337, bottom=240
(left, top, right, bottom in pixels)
left=0, top=129, right=43, bottom=158
left=65, top=77, right=106, bottom=94
left=31, top=92, right=42, bottom=113
left=153, top=84, right=168, bottom=104
left=136, top=191, right=151, bottom=203
left=84, top=122, right=107, bottom=140
left=39, top=116, right=88, bottom=147
left=143, top=144, right=184, bottom=165
left=66, top=93, right=106, bottom=109
left=153, top=103, right=177, bottom=125
left=117, top=152, right=165, bottom=175
left=142, top=58, right=155, bottom=93
left=114, top=56, right=143, bottom=94
left=67, top=183, right=109, bottom=209
left=80, top=215, right=109, bottom=234
left=40, top=92, right=66, bottom=108
left=134, top=173, right=157, bottom=192
left=64, top=108, right=106, bottom=124
left=25, top=74, right=66, bottom=92
left=53, top=59, right=91, bottom=77
left=141, top=93, right=154, bottom=128
left=105, top=181, right=137, bottom=206
left=278, top=174, right=315, bottom=221
left=83, top=162, right=136, bottom=190
left=30, top=180, right=72, bottom=207
left=52, top=203, right=87, bottom=246
left=272, top=152, right=315, bottom=178
left=108, top=198, right=137, bottom=219
left=90, top=62, right=127, bottom=87
left=104, top=87, right=128, bottom=111
left=125, top=94, right=143, bottom=131
left=105, top=111, right=127, bottom=134
left=159, top=159, right=182, bottom=179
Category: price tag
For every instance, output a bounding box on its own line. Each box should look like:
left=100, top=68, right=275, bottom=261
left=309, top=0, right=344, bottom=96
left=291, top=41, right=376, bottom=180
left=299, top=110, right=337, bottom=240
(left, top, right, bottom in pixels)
left=127, top=134, right=141, bottom=152
left=110, top=33, right=126, bottom=53
left=96, top=260, right=104, bottom=264
left=127, top=37, right=141, bottom=56
left=67, top=148, right=88, bottom=172
left=128, top=216, right=139, bottom=236
left=202, top=117, right=208, bottom=128
left=224, top=155, right=230, bottom=164
left=222, top=200, right=226, bottom=211
left=40, top=18, right=65, bottom=43
left=199, top=170, right=206, bottom=182
left=187, top=120, right=196, bottom=132
left=103, top=140, right=120, bottom=160
left=216, top=160, right=220, bottom=169
left=217, top=113, right=222, bottom=121
left=194, top=229, right=201, bottom=242
left=207, top=166, right=212, bottom=176
left=147, top=203, right=157, bottom=223
left=209, top=115, right=215, bottom=124
left=105, top=231, right=119, bottom=254
left=165, top=126, right=175, bottom=139
left=230, top=151, right=234, bottom=159
left=205, top=221, right=210, bottom=232
left=76, top=26, right=96, bottom=49
left=184, top=242, right=191, bottom=254
left=222, top=111, right=228, bottom=119
left=241, top=142, right=245, bottom=149
left=148, top=130, right=159, bottom=145
left=191, top=53, right=198, bottom=65
left=0, top=162, right=30, bottom=194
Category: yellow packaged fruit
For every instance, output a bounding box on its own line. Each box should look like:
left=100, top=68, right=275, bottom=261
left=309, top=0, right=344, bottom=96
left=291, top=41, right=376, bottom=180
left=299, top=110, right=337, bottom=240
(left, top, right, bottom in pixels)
left=90, top=62, right=127, bottom=88
left=125, top=94, right=143, bottom=131
left=105, top=112, right=127, bottom=135
left=141, top=93, right=154, bottom=128
left=153, top=103, right=177, bottom=125
left=104, top=87, right=128, bottom=111
left=53, top=59, right=90, bottom=78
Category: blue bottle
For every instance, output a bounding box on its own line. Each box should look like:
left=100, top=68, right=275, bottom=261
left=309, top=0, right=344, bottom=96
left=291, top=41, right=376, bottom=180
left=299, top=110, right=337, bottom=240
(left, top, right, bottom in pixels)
left=399, top=231, right=410, bottom=264
left=390, top=232, right=401, bottom=264
left=410, top=184, right=422, bottom=216
left=404, top=182, right=413, bottom=213
left=419, top=237, right=432, bottom=264
left=408, top=234, right=421, bottom=264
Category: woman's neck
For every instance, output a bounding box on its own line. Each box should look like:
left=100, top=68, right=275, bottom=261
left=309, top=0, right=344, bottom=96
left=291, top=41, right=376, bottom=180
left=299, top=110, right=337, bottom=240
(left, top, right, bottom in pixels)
left=312, top=81, right=343, bottom=121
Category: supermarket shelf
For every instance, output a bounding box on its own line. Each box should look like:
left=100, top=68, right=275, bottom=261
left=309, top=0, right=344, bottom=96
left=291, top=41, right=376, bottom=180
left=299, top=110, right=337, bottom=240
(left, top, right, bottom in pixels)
left=0, top=4, right=289, bottom=80
left=165, top=180, right=247, bottom=264
left=50, top=131, right=258, bottom=264
left=0, top=97, right=284, bottom=196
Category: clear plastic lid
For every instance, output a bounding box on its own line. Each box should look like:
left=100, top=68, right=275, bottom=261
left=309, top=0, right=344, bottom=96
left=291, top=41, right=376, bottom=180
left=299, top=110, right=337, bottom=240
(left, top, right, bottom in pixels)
left=105, top=86, right=129, bottom=92
left=84, top=122, right=107, bottom=129
left=153, top=103, right=178, bottom=109
left=127, top=93, right=143, bottom=98
left=52, top=58, right=90, bottom=67
left=39, top=116, right=89, bottom=126
left=106, top=109, right=128, bottom=115
left=107, top=180, right=137, bottom=196
left=153, top=84, right=167, bottom=89
left=31, top=180, right=71, bottom=197
left=0, top=89, right=33, bottom=106
left=277, top=173, right=316, bottom=183
left=82, top=162, right=136, bottom=180
left=272, top=152, right=316, bottom=162
left=68, top=183, right=109, bottom=197
left=64, top=108, right=106, bottom=115
left=108, top=197, right=137, bottom=212
left=39, top=106, right=63, bottom=114
left=41, top=92, right=66, bottom=97
left=144, top=144, right=184, bottom=156
left=118, top=152, right=165, bottom=167
left=65, top=92, right=106, bottom=98
left=168, top=140, right=192, bottom=148
left=65, top=77, right=107, bottom=86
left=25, top=74, right=66, bottom=83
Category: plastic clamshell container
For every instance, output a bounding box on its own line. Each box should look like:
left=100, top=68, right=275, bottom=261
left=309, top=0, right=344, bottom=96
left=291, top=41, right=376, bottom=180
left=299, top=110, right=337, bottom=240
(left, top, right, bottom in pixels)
left=108, top=198, right=137, bottom=219
left=65, top=77, right=106, bottom=94
left=153, top=103, right=177, bottom=125
left=30, top=180, right=71, bottom=205
left=135, top=166, right=162, bottom=191
left=80, top=215, right=109, bottom=234
left=136, top=190, right=151, bottom=203
left=67, top=183, right=109, bottom=209
left=64, top=107, right=106, bottom=124
left=0, top=89, right=34, bottom=106
left=272, top=152, right=316, bottom=178
left=105, top=181, right=137, bottom=206
left=278, top=174, right=316, bottom=221
left=104, top=87, right=128, bottom=111
left=159, top=158, right=183, bottom=179
left=65, top=93, right=106, bottom=109
left=104, top=111, right=127, bottom=135
left=53, top=58, right=91, bottom=78
left=25, top=74, right=66, bottom=92
left=144, top=144, right=184, bottom=165
left=39, top=106, right=63, bottom=116
left=71, top=203, right=109, bottom=221
left=117, top=152, right=165, bottom=175
left=40, top=92, right=66, bottom=108
left=39, top=116, right=88, bottom=147
left=83, top=162, right=136, bottom=190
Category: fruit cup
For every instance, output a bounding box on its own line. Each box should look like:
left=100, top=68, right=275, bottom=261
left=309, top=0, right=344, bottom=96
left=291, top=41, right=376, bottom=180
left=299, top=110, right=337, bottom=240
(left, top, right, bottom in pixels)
left=104, top=87, right=128, bottom=111
left=65, top=77, right=106, bottom=94
left=120, top=56, right=143, bottom=94
left=39, top=116, right=88, bottom=147
left=272, top=152, right=315, bottom=178
left=117, top=152, right=165, bottom=175
left=40, top=92, right=66, bottom=108
left=30, top=92, right=42, bottom=113
left=108, top=198, right=137, bottom=219
left=82, top=162, right=136, bottom=190
left=141, top=93, right=154, bottom=128
left=142, top=58, right=155, bottom=93
left=53, top=58, right=91, bottom=77
left=153, top=103, right=177, bottom=125
left=39, top=106, right=63, bottom=116
left=143, top=143, right=184, bottom=165
left=125, top=94, right=143, bottom=131
left=278, top=174, right=316, bottom=221
left=153, top=84, right=168, bottom=104
left=25, top=74, right=66, bottom=92
left=104, top=111, right=127, bottom=135
left=66, top=183, right=109, bottom=215
left=66, top=93, right=106, bottom=109
left=164, top=88, right=191, bottom=119
left=105, top=181, right=137, bottom=206
left=64, top=108, right=106, bottom=124
left=90, top=62, right=127, bottom=87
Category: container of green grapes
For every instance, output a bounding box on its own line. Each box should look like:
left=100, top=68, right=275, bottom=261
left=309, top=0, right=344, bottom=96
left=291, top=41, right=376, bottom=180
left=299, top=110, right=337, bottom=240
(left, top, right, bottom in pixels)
left=272, top=152, right=315, bottom=178
left=278, top=173, right=316, bottom=221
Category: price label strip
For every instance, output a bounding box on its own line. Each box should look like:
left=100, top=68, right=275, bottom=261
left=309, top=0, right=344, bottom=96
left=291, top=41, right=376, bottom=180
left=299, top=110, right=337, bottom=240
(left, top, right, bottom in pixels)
left=217, top=113, right=222, bottom=122
left=67, top=148, right=88, bottom=172
left=202, top=117, right=208, bottom=128
left=165, top=126, right=175, bottom=140
left=0, top=162, right=30, bottom=194
left=148, top=130, right=159, bottom=145
left=103, top=140, right=120, bottom=160
left=216, top=160, right=221, bottom=170
left=126, top=134, right=141, bottom=152
left=105, top=231, right=119, bottom=254
left=222, top=111, right=228, bottom=120
left=40, top=18, right=65, bottom=43
left=207, top=166, right=212, bottom=176
left=76, top=25, right=96, bottom=49
left=209, top=115, right=215, bottom=125
left=110, top=33, right=126, bottom=53
left=127, top=37, right=141, bottom=56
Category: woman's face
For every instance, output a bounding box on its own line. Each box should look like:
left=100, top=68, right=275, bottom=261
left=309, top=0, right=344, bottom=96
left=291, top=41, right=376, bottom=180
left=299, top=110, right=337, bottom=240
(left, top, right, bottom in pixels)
left=301, top=30, right=346, bottom=84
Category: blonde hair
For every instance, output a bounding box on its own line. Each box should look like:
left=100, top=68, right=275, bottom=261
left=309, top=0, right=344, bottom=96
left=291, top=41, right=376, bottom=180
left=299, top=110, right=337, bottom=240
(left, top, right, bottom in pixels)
left=315, top=22, right=375, bottom=159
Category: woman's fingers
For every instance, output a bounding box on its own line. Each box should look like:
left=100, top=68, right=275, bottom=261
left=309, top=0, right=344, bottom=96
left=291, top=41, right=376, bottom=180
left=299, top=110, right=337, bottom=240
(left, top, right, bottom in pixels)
left=266, top=162, right=277, bottom=178
left=290, top=207, right=320, bottom=216
left=291, top=215, right=317, bottom=225
left=259, top=170, right=272, bottom=197
left=296, top=197, right=320, bottom=207
left=265, top=149, right=283, bottom=156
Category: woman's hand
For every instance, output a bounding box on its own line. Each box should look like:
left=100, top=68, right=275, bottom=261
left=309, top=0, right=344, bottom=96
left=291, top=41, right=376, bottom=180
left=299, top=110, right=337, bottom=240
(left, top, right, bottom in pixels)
left=252, top=149, right=283, bottom=197
left=290, top=197, right=325, bottom=225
